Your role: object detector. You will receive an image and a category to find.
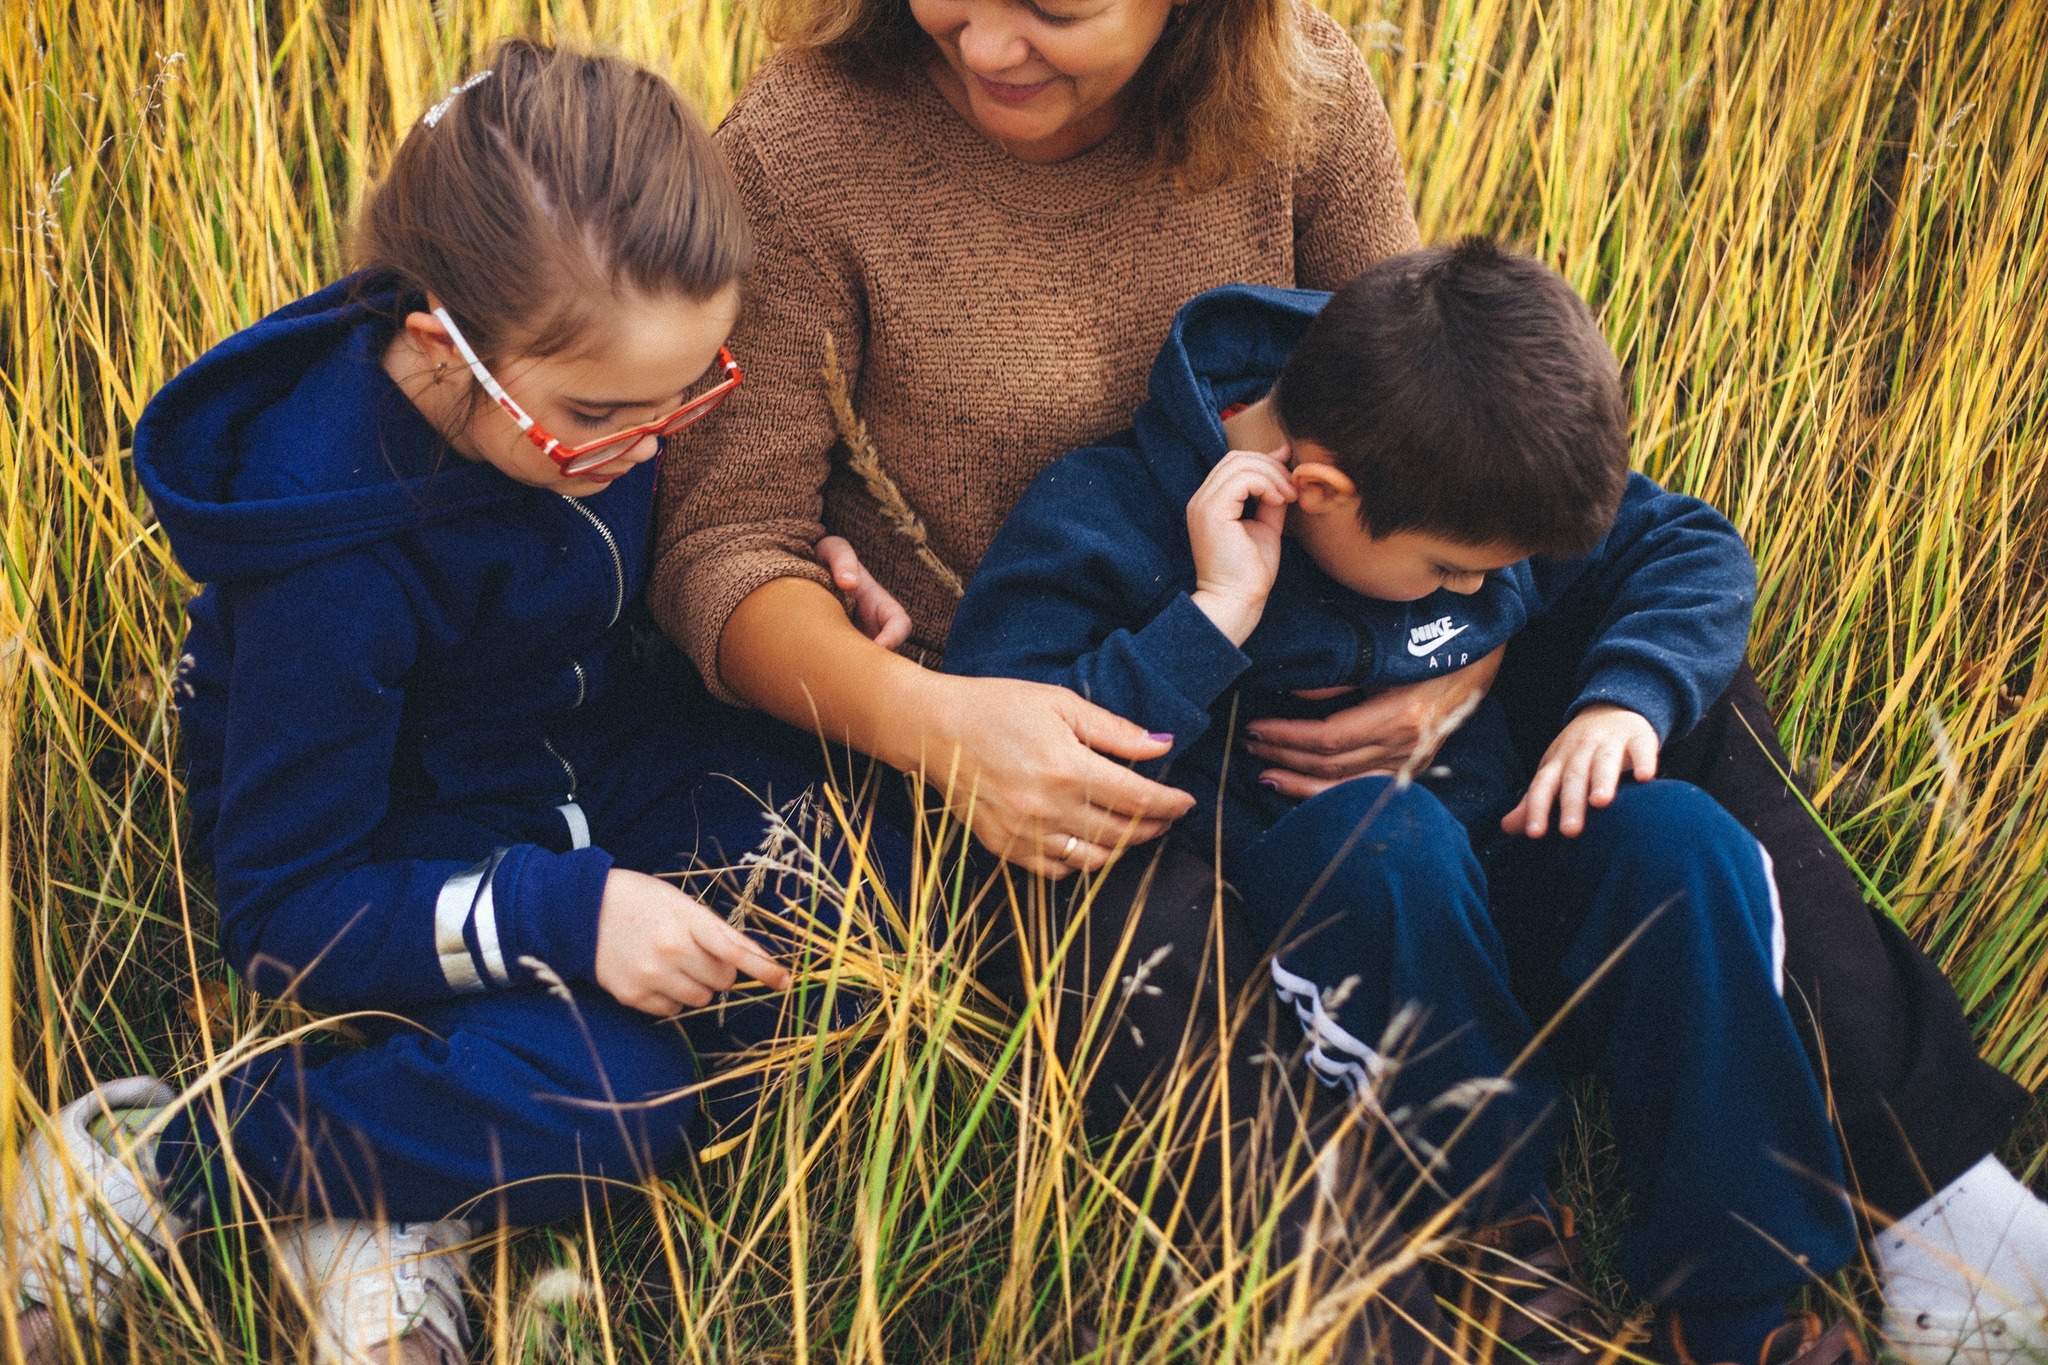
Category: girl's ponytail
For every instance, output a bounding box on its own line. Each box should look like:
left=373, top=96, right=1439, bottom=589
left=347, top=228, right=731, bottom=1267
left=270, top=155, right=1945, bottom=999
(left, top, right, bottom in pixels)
left=353, top=39, right=749, bottom=363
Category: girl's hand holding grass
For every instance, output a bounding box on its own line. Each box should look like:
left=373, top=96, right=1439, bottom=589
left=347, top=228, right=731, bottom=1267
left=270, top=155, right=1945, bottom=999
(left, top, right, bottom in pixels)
left=595, top=868, right=791, bottom=1017
left=1501, top=703, right=1660, bottom=839
left=1187, top=446, right=1294, bottom=646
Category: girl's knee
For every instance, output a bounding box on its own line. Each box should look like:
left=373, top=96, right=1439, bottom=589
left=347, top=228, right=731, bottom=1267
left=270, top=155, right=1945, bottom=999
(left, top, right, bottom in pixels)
left=424, top=988, right=701, bottom=1166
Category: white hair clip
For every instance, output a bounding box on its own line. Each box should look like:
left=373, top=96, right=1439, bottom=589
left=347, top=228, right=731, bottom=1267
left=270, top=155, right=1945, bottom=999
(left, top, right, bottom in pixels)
left=420, top=69, right=494, bottom=129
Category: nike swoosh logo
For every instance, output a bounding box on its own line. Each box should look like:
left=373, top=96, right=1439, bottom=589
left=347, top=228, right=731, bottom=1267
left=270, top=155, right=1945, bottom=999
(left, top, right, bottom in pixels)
left=1407, top=623, right=1471, bottom=656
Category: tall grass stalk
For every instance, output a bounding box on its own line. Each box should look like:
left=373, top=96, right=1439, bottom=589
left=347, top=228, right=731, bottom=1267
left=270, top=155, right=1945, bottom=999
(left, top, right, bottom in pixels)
left=3, top=0, right=2043, bottom=1359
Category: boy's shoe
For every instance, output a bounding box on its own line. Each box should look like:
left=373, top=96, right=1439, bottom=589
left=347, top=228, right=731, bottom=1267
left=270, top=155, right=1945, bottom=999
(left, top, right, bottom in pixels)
left=1652, top=1310, right=1869, bottom=1365
left=272, top=1218, right=473, bottom=1365
left=1440, top=1200, right=1606, bottom=1365
left=7, top=1077, right=186, bottom=1335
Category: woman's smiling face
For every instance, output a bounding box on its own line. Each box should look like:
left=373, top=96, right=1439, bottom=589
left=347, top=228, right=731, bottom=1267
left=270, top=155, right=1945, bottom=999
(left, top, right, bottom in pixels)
left=910, top=0, right=1184, bottom=163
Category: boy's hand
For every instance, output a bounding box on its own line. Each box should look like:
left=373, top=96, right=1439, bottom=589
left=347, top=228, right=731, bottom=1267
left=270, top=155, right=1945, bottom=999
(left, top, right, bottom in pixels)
left=1188, top=446, right=1295, bottom=646
left=593, top=868, right=792, bottom=1016
left=1501, top=704, right=1659, bottom=839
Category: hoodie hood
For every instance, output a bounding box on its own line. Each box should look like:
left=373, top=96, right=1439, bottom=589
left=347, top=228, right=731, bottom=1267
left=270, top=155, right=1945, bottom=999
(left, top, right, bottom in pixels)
left=134, top=273, right=520, bottom=583
left=1130, top=283, right=1328, bottom=506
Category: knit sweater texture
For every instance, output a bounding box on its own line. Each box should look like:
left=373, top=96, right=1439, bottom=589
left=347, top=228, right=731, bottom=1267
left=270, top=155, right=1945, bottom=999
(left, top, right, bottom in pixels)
left=650, top=9, right=1420, bottom=700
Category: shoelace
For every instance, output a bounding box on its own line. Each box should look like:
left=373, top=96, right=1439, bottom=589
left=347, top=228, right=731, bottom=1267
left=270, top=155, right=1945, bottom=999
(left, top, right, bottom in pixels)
left=386, top=1224, right=470, bottom=1346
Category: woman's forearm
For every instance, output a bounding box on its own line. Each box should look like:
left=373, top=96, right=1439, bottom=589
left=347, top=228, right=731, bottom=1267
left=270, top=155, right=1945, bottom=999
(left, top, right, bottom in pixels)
left=718, top=576, right=1193, bottom=875
left=717, top=577, right=946, bottom=774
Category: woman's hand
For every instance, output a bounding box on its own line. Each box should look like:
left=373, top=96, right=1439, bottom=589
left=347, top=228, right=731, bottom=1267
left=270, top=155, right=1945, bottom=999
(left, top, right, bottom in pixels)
left=919, top=673, right=1196, bottom=878
left=817, top=534, right=912, bottom=651
left=593, top=868, right=792, bottom=1017
left=1187, top=446, right=1294, bottom=646
left=1243, top=645, right=1507, bottom=798
left=718, top=579, right=1191, bottom=878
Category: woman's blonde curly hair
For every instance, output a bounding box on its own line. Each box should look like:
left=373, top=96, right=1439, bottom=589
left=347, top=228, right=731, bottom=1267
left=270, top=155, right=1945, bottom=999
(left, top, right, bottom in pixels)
left=752, top=0, right=1345, bottom=192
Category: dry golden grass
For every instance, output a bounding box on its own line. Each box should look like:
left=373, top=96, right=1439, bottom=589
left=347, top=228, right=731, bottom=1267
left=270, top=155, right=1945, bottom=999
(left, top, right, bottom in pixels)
left=2, top=0, right=2043, bottom=1360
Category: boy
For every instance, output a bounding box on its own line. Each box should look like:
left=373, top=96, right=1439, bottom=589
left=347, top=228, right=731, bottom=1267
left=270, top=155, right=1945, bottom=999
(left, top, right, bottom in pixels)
left=944, top=240, right=1861, bottom=1365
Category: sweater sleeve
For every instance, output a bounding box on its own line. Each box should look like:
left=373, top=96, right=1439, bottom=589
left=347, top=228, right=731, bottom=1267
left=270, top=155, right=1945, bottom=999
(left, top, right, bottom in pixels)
left=209, top=556, right=614, bottom=1011
left=1532, top=473, right=1759, bottom=743
left=941, top=456, right=1251, bottom=755
left=1291, top=5, right=1422, bottom=291
left=646, top=120, right=846, bottom=704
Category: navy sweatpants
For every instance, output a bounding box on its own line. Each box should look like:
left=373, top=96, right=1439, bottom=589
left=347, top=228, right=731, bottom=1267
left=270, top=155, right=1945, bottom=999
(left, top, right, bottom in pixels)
left=157, top=729, right=903, bottom=1226
left=1229, top=776, right=1858, bottom=1307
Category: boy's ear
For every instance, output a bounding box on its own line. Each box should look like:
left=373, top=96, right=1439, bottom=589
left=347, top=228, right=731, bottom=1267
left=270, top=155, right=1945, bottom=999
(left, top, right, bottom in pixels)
left=1292, top=459, right=1359, bottom=516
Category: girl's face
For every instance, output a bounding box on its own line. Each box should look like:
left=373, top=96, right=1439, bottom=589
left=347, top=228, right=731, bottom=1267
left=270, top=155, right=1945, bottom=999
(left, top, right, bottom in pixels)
left=910, top=0, right=1185, bottom=163
left=403, top=284, right=741, bottom=497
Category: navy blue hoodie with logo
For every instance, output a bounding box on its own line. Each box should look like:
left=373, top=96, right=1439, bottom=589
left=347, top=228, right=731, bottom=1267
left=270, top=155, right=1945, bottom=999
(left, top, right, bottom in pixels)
left=134, top=276, right=713, bottom=1011
left=943, top=284, right=1758, bottom=853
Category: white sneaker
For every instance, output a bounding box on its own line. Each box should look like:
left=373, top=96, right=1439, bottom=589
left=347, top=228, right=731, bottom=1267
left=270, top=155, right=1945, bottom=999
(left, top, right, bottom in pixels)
left=272, top=1218, right=473, bottom=1365
left=1883, top=1309, right=2048, bottom=1365
left=7, top=1076, right=186, bottom=1330
left=1878, top=1155, right=2048, bottom=1365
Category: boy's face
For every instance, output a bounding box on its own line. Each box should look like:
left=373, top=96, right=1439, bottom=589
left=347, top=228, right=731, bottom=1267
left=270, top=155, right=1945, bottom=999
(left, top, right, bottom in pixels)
left=1288, top=445, right=1528, bottom=602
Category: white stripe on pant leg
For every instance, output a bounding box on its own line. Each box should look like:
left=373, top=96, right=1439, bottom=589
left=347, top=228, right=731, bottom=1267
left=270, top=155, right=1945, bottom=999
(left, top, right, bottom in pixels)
left=1271, top=960, right=1320, bottom=1009
left=1757, top=841, right=1786, bottom=996
left=471, top=847, right=512, bottom=987
left=1270, top=960, right=1391, bottom=1092
left=556, top=801, right=590, bottom=851
left=434, top=857, right=491, bottom=993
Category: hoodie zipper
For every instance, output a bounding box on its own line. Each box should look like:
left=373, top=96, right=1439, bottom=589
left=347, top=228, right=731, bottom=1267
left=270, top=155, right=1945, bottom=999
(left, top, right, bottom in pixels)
left=547, top=497, right=619, bottom=800
left=542, top=736, right=578, bottom=798
left=561, top=495, right=625, bottom=626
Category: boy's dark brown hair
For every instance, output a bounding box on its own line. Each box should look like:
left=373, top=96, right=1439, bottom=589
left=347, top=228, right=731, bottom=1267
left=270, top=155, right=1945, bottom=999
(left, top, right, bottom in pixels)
left=353, top=38, right=749, bottom=364
left=1273, top=238, right=1629, bottom=558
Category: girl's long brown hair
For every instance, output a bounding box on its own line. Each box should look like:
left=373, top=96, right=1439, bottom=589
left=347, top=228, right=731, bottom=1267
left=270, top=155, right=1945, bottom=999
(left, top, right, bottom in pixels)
left=754, top=0, right=1342, bottom=192
left=353, top=38, right=750, bottom=361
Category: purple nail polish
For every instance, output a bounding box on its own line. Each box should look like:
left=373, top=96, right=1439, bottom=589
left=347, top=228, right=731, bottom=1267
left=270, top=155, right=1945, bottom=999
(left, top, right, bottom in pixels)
left=1258, top=777, right=1280, bottom=790
left=1243, top=729, right=1263, bottom=744
left=1147, top=732, right=1174, bottom=743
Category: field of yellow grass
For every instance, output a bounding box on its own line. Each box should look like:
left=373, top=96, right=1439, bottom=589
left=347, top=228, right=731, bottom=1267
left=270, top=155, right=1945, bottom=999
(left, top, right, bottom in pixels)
left=2, top=0, right=2043, bottom=1359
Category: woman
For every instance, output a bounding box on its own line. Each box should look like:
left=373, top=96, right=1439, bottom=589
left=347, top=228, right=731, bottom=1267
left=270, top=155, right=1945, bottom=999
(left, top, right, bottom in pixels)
left=650, top=0, right=2036, bottom=1359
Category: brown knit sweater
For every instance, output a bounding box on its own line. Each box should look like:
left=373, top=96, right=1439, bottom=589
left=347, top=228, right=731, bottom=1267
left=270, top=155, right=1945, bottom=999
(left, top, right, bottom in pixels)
left=650, top=7, right=1419, bottom=702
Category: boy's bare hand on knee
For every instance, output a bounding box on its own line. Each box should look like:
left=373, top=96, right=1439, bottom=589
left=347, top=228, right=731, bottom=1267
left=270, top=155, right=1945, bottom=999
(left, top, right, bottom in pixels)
left=1502, top=704, right=1659, bottom=839
left=594, top=868, right=792, bottom=1016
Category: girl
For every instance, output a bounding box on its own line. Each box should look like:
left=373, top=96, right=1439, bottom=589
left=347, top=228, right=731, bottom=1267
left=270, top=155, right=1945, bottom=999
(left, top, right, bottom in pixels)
left=9, top=40, right=888, bottom=1365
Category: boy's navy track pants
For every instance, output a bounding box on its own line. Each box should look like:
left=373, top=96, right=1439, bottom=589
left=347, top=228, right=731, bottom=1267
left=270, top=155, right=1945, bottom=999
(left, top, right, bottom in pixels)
left=156, top=734, right=903, bottom=1227
left=1231, top=775, right=1859, bottom=1307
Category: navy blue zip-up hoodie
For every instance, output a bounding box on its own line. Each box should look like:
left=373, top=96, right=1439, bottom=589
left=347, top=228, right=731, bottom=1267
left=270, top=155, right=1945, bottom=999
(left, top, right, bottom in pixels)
left=136, top=276, right=670, bottom=1009
left=944, top=284, right=1757, bottom=851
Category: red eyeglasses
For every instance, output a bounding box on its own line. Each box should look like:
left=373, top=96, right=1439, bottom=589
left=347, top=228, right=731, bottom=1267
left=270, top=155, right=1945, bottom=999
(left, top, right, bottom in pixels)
left=433, top=306, right=743, bottom=476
